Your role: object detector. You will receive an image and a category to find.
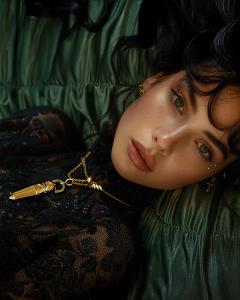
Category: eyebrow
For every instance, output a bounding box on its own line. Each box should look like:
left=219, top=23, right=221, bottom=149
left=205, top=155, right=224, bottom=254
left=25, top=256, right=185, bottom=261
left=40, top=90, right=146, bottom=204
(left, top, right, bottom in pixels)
left=183, top=75, right=229, bottom=159
left=203, top=131, right=228, bottom=159
left=183, top=75, right=197, bottom=112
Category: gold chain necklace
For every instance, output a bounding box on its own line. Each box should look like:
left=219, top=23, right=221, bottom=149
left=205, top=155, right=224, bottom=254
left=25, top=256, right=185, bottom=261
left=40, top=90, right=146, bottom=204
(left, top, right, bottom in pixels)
left=9, top=151, right=132, bottom=208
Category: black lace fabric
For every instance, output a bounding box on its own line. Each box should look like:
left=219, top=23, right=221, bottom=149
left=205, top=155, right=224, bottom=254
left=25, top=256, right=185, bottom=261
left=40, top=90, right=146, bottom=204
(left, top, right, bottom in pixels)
left=0, top=107, right=158, bottom=300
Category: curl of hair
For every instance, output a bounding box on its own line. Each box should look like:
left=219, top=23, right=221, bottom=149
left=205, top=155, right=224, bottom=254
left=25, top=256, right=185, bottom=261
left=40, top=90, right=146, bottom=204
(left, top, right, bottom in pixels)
left=112, top=0, right=240, bottom=160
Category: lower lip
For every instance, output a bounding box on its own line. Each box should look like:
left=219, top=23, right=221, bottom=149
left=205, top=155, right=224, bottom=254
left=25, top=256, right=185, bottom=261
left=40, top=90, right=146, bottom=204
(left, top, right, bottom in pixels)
left=127, top=140, right=151, bottom=172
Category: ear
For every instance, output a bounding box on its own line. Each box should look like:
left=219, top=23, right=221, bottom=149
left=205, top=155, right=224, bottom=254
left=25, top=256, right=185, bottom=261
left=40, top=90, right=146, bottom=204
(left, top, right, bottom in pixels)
left=143, top=73, right=163, bottom=92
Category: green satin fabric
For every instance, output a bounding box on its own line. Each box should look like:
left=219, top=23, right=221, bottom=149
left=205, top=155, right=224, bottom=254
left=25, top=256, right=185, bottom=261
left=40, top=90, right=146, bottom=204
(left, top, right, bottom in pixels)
left=128, top=183, right=240, bottom=300
left=1, top=1, right=240, bottom=299
left=0, top=0, right=149, bottom=145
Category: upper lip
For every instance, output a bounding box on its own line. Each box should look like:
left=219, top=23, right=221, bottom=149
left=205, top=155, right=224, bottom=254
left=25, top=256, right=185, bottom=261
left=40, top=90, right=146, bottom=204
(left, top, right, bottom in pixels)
left=131, top=139, right=155, bottom=171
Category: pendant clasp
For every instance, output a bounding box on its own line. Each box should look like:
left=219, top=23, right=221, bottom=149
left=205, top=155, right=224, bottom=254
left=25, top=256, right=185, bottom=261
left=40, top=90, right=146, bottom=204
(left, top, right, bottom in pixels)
left=52, top=179, right=66, bottom=193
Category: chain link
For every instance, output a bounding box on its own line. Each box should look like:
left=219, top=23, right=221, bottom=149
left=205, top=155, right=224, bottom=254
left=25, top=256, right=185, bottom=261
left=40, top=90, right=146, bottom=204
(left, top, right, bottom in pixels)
left=10, top=151, right=135, bottom=209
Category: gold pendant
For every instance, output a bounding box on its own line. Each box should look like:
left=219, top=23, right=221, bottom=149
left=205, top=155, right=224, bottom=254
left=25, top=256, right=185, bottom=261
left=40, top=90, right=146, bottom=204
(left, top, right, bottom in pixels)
left=9, top=178, right=71, bottom=201
left=9, top=181, right=55, bottom=200
left=7, top=151, right=133, bottom=208
left=205, top=176, right=216, bottom=193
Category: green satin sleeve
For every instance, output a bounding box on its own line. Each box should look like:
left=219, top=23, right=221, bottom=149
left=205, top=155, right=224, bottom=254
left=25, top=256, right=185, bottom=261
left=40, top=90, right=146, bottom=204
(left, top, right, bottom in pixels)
left=0, top=0, right=150, bottom=145
left=128, top=182, right=240, bottom=300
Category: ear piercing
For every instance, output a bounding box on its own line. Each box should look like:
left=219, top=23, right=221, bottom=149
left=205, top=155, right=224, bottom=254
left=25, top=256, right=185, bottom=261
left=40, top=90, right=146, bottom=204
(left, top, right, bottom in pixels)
left=138, top=84, right=144, bottom=97
left=207, top=163, right=217, bottom=173
left=205, top=176, right=216, bottom=193
left=206, top=163, right=217, bottom=193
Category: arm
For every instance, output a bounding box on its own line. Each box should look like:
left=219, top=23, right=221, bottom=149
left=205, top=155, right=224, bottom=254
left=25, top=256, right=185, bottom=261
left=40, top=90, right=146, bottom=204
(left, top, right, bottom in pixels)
left=0, top=106, right=83, bottom=155
left=1, top=219, right=134, bottom=299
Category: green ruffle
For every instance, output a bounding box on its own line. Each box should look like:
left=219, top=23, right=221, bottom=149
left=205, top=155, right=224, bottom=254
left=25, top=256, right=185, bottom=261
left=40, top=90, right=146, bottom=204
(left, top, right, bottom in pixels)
left=0, top=0, right=150, bottom=144
left=128, top=183, right=240, bottom=300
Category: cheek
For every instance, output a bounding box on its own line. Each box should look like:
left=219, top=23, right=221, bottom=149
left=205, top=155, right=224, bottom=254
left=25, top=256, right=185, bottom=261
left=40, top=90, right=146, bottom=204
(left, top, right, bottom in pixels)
left=114, top=100, right=150, bottom=136
left=165, top=162, right=213, bottom=189
left=154, top=164, right=199, bottom=189
left=151, top=152, right=212, bottom=189
left=125, top=98, right=152, bottom=120
left=119, top=95, right=168, bottom=131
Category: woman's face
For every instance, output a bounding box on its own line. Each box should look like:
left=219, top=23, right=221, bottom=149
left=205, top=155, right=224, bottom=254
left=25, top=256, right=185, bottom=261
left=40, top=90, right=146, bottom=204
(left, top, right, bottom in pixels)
left=111, top=71, right=240, bottom=189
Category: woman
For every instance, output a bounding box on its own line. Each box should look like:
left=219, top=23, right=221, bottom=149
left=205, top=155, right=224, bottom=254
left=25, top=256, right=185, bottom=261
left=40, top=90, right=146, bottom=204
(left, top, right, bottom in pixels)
left=120, top=1, right=240, bottom=298
left=1, top=0, right=240, bottom=299
left=0, top=64, right=240, bottom=299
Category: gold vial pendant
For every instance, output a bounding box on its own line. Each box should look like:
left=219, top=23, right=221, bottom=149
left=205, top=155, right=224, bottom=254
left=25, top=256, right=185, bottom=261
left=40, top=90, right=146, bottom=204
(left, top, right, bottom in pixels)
left=9, top=181, right=55, bottom=200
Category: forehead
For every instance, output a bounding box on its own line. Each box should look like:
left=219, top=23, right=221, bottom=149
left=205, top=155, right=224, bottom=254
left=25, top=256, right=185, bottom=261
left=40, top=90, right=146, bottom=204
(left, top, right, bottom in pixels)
left=213, top=86, right=240, bottom=129
left=180, top=75, right=240, bottom=160
left=189, top=79, right=240, bottom=130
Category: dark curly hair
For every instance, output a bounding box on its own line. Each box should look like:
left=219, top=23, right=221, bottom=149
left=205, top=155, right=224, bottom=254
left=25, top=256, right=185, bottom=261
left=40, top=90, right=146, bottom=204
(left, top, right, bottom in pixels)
left=112, top=0, right=240, bottom=163
left=25, top=0, right=240, bottom=173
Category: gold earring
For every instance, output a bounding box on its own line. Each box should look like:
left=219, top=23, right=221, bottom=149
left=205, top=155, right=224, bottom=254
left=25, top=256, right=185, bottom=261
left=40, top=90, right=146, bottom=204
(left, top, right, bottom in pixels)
left=138, top=84, right=144, bottom=97
left=205, top=163, right=217, bottom=193
left=207, top=163, right=217, bottom=172
left=205, top=176, right=216, bottom=193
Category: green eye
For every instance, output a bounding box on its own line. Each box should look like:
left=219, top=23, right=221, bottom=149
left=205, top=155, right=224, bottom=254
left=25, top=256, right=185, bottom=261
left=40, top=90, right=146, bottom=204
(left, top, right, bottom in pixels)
left=172, top=89, right=184, bottom=114
left=198, top=142, right=212, bottom=160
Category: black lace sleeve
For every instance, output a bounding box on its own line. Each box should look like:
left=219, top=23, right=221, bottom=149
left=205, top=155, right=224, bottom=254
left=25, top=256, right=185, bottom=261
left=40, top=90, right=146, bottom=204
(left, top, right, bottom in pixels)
left=0, top=174, right=135, bottom=299
left=0, top=108, right=138, bottom=299
left=0, top=106, right=83, bottom=155
left=0, top=212, right=134, bottom=299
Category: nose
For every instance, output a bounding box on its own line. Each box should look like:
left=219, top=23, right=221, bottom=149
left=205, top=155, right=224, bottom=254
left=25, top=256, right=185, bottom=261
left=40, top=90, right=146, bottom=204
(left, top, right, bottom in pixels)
left=151, top=125, right=186, bottom=156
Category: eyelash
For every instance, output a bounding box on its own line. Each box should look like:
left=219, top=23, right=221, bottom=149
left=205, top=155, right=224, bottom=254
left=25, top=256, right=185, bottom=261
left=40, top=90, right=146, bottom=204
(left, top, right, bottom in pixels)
left=171, top=88, right=214, bottom=162
left=196, top=141, right=213, bottom=161
left=171, top=88, right=185, bottom=115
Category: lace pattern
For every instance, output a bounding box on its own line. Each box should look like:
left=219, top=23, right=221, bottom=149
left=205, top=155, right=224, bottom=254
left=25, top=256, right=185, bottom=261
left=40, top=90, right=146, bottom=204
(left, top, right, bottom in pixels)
left=0, top=107, right=150, bottom=299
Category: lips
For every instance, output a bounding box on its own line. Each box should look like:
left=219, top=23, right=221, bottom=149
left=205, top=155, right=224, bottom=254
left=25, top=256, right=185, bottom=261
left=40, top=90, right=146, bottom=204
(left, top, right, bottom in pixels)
left=127, top=139, right=155, bottom=172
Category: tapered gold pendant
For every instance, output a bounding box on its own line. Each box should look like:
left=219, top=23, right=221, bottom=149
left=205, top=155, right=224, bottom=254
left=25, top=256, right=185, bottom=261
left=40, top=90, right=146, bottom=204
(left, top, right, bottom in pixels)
left=7, top=150, right=132, bottom=208
left=9, top=181, right=55, bottom=200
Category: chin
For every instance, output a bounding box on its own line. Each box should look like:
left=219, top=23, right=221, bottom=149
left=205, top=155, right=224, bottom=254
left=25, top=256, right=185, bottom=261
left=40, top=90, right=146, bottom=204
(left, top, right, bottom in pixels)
left=111, top=154, right=129, bottom=179
left=111, top=153, right=137, bottom=183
